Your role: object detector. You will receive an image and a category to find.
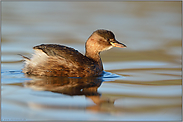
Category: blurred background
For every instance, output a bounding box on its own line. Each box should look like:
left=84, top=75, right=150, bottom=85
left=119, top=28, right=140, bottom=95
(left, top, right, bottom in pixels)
left=1, top=1, right=182, bottom=121
left=2, top=1, right=181, bottom=64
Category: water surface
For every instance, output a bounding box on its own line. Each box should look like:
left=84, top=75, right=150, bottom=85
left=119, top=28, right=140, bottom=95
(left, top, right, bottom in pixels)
left=1, top=1, right=182, bottom=121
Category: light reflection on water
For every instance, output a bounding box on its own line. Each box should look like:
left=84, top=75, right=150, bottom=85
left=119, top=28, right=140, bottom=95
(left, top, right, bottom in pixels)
left=1, top=1, right=181, bottom=121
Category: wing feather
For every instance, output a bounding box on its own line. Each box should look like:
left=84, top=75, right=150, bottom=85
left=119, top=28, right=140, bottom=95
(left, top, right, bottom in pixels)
left=33, top=44, right=93, bottom=66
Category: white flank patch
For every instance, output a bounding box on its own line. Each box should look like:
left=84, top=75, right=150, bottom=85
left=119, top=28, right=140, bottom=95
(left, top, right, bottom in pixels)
left=25, top=49, right=48, bottom=67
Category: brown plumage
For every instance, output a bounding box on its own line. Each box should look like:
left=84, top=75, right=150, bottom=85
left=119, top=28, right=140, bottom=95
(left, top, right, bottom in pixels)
left=21, top=29, right=126, bottom=77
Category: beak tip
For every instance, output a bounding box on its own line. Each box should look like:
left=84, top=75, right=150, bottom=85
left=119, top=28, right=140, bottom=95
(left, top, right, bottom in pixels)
left=118, top=43, right=127, bottom=48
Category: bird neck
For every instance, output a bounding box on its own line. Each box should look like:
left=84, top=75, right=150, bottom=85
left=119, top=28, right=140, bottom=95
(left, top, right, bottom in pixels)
left=85, top=50, right=103, bottom=71
left=85, top=33, right=104, bottom=71
left=85, top=50, right=101, bottom=62
left=85, top=35, right=101, bottom=62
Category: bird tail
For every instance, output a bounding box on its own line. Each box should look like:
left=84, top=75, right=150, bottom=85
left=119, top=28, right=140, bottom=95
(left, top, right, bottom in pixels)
left=18, top=54, right=30, bottom=61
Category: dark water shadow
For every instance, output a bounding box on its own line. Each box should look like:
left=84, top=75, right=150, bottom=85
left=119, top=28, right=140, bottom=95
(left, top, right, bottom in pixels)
left=2, top=70, right=181, bottom=115
left=23, top=71, right=120, bottom=105
left=24, top=75, right=103, bottom=96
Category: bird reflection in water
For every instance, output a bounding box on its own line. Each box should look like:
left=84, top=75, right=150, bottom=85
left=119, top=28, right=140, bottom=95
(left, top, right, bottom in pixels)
left=24, top=74, right=114, bottom=106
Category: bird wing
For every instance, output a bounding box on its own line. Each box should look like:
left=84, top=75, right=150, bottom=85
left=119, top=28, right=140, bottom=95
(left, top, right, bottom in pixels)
left=33, top=44, right=92, bottom=66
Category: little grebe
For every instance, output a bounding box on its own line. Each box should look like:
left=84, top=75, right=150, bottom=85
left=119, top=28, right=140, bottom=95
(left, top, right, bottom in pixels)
left=21, top=29, right=126, bottom=77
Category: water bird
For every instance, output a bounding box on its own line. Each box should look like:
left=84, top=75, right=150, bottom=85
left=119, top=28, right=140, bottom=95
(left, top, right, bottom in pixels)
left=21, top=29, right=126, bottom=77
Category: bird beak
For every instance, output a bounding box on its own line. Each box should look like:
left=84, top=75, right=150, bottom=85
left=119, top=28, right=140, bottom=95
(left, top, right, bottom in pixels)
left=110, top=39, right=127, bottom=48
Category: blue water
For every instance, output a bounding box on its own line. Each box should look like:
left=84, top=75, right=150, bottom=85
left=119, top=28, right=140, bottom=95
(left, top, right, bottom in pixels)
left=1, top=1, right=181, bottom=121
